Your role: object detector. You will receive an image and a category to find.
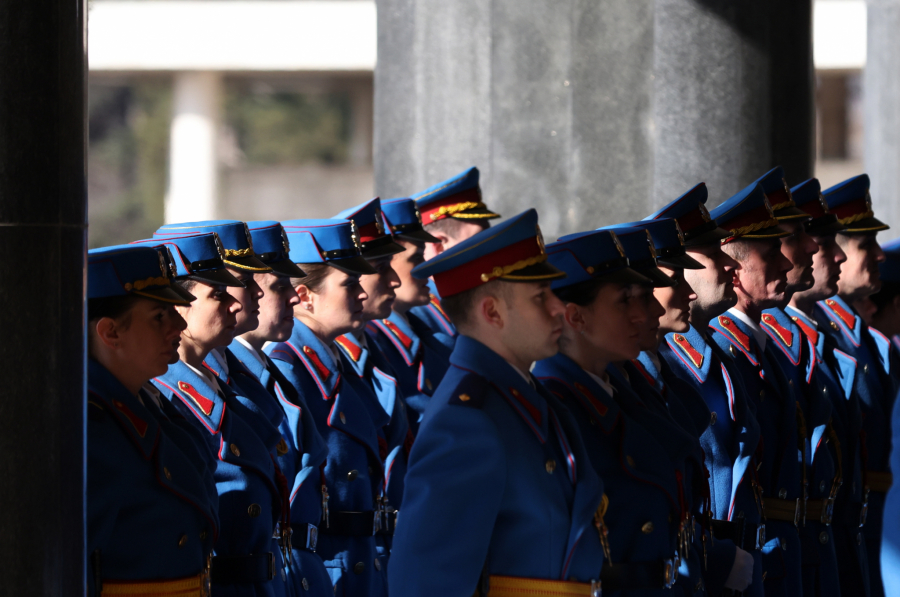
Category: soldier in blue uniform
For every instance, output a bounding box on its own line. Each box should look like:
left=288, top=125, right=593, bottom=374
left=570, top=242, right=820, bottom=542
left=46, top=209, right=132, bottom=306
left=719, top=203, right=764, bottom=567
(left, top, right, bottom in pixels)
left=390, top=209, right=607, bottom=597
left=647, top=183, right=765, bottom=597
left=869, top=238, right=900, bottom=344
left=880, top=242, right=900, bottom=594
left=224, top=220, right=334, bottom=597
left=87, top=245, right=218, bottom=597
left=785, top=178, right=871, bottom=597
left=409, top=166, right=501, bottom=340
left=534, top=228, right=695, bottom=595
left=756, top=170, right=844, bottom=597
left=813, top=175, right=894, bottom=597
left=707, top=183, right=805, bottom=597
left=143, top=231, right=291, bottom=597
left=263, top=220, right=391, bottom=597
left=368, top=197, right=452, bottom=434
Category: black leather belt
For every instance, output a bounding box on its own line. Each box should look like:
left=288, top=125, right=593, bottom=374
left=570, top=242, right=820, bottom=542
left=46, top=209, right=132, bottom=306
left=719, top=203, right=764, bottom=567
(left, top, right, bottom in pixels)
left=600, top=559, right=677, bottom=592
left=711, top=518, right=765, bottom=550
left=210, top=553, right=275, bottom=584
left=319, top=510, right=397, bottom=536
left=291, top=523, right=319, bottom=552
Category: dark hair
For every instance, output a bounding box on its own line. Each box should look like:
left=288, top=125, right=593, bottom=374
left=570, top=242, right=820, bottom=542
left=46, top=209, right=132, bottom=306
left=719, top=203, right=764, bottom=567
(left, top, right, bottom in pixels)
left=291, top=263, right=333, bottom=293
left=424, top=217, right=489, bottom=239
left=440, top=280, right=512, bottom=329
left=552, top=277, right=614, bottom=306
left=178, top=278, right=200, bottom=294
left=871, top=281, right=900, bottom=315
left=87, top=294, right=143, bottom=324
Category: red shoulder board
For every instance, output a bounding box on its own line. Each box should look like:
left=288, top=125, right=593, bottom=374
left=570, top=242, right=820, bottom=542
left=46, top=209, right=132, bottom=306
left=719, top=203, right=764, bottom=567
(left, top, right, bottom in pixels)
left=825, top=299, right=856, bottom=329
left=672, top=334, right=704, bottom=368
left=302, top=346, right=332, bottom=380
left=761, top=313, right=793, bottom=347
left=383, top=319, right=413, bottom=350
left=791, top=316, right=818, bottom=346
left=430, top=295, right=450, bottom=319
left=178, top=381, right=214, bottom=416
left=573, top=381, right=609, bottom=417
left=202, top=361, right=220, bottom=377
left=630, top=359, right=655, bottom=386
left=718, top=315, right=751, bottom=352
left=112, top=399, right=148, bottom=437
left=334, top=335, right=362, bottom=362
left=509, top=386, right=542, bottom=425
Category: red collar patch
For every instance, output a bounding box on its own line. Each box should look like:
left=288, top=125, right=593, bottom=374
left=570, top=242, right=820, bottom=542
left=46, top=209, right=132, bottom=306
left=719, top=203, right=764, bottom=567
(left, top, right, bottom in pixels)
left=825, top=299, right=856, bottom=329
left=112, top=399, right=148, bottom=437
left=631, top=359, right=655, bottom=386
left=509, top=386, right=542, bottom=426
left=791, top=316, right=818, bottom=346
left=761, top=313, right=793, bottom=348
left=672, top=334, right=704, bottom=368
left=335, top=335, right=362, bottom=362
left=178, top=381, right=214, bottom=416
left=573, top=381, right=609, bottom=417
left=718, top=315, right=751, bottom=352
left=383, top=319, right=414, bottom=350
left=302, top=346, right=332, bottom=380
left=430, top=295, right=450, bottom=320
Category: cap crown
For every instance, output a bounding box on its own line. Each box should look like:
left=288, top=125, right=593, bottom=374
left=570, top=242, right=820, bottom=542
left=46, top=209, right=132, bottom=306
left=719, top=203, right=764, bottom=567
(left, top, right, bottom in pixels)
left=247, top=220, right=291, bottom=261
left=89, top=245, right=175, bottom=299
left=381, top=197, right=424, bottom=232
left=546, top=230, right=629, bottom=290
left=281, top=218, right=363, bottom=264
left=131, top=233, right=227, bottom=277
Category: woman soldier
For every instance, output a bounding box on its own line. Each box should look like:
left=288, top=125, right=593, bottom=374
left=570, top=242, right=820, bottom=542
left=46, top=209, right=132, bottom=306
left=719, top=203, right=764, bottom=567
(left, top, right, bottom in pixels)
left=533, top=229, right=690, bottom=595
left=144, top=232, right=291, bottom=597
left=87, top=245, right=217, bottom=596
left=263, top=220, right=390, bottom=597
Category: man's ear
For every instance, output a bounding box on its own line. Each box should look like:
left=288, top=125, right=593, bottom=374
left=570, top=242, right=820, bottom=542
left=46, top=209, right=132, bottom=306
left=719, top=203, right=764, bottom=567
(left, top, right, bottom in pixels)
left=476, top=293, right=505, bottom=330
left=93, top=317, right=121, bottom=350
left=564, top=302, right=584, bottom=332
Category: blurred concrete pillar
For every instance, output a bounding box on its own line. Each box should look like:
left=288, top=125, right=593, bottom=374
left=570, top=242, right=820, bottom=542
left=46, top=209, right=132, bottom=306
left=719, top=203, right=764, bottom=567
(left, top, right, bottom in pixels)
left=350, top=78, right=375, bottom=167
left=0, top=0, right=87, bottom=593
left=165, top=71, right=221, bottom=223
left=865, top=0, right=900, bottom=241
left=374, top=0, right=815, bottom=239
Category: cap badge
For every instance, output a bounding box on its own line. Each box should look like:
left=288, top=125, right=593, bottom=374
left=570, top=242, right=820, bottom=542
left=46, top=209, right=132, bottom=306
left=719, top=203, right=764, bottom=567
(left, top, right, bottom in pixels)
left=674, top=220, right=686, bottom=246
left=243, top=223, right=254, bottom=251
left=611, top=233, right=626, bottom=258
left=644, top=230, right=657, bottom=259
left=698, top=202, right=711, bottom=223
left=349, top=220, right=361, bottom=250
left=158, top=251, right=168, bottom=277
left=536, top=224, right=546, bottom=254
left=414, top=206, right=423, bottom=225
left=818, top=193, right=829, bottom=214
left=763, top=198, right=776, bottom=218
left=281, top=228, right=291, bottom=253
left=212, top=233, right=227, bottom=260
left=374, top=210, right=385, bottom=235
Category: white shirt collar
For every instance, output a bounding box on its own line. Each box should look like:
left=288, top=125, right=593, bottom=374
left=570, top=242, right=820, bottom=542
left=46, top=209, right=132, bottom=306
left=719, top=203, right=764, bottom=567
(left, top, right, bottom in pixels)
left=727, top=307, right=767, bottom=351
left=209, top=347, right=229, bottom=376
left=141, top=382, right=163, bottom=409
left=235, top=336, right=267, bottom=368
left=185, top=360, right=224, bottom=396
left=587, top=370, right=615, bottom=398
left=644, top=351, right=661, bottom=373
left=510, top=362, right=535, bottom=388
left=789, top=307, right=818, bottom=330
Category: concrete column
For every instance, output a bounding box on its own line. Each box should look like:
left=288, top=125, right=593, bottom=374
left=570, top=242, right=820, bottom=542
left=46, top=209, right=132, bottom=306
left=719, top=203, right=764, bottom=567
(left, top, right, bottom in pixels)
left=865, top=0, right=900, bottom=241
left=350, top=78, right=375, bottom=166
left=0, top=0, right=87, bottom=594
left=165, top=71, right=221, bottom=223
left=375, top=0, right=814, bottom=239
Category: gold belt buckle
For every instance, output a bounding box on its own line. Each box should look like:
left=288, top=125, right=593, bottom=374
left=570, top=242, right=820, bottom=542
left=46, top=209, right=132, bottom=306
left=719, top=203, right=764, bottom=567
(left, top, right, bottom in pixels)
left=663, top=558, right=677, bottom=589
left=590, top=580, right=602, bottom=597
left=201, top=554, right=212, bottom=597
left=756, top=523, right=766, bottom=550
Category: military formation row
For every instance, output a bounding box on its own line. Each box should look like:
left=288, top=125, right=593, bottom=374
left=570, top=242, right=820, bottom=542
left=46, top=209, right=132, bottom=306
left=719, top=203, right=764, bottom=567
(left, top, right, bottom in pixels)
left=85, top=164, right=900, bottom=597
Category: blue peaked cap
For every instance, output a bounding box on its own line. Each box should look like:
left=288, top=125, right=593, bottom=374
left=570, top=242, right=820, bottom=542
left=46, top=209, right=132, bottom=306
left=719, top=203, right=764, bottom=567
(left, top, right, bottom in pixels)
left=89, top=245, right=194, bottom=304
left=789, top=179, right=846, bottom=236
left=823, top=174, right=889, bottom=233
left=709, top=182, right=788, bottom=243
left=413, top=166, right=500, bottom=224
left=281, top=219, right=376, bottom=276
left=154, top=219, right=271, bottom=273
left=547, top=230, right=650, bottom=291
left=645, top=183, right=731, bottom=246
left=131, top=233, right=244, bottom=287
left=879, top=237, right=900, bottom=283
left=750, top=166, right=808, bottom=221
left=246, top=221, right=306, bottom=278
left=617, top=219, right=703, bottom=270
left=381, top=197, right=439, bottom=243
left=333, top=197, right=405, bottom=258
left=597, top=225, right=676, bottom=287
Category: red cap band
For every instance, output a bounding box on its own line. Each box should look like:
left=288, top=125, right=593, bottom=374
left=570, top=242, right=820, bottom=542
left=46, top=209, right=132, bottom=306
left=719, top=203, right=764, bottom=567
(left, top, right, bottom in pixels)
left=419, top=187, right=483, bottom=223
left=432, top=236, right=544, bottom=297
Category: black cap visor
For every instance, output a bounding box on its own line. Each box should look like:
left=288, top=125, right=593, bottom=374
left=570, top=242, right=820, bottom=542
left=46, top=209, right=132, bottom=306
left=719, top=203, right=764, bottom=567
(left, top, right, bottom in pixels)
left=804, top=215, right=847, bottom=237
left=132, top=285, right=195, bottom=305
left=267, top=258, right=307, bottom=278
left=841, top=216, right=890, bottom=234
left=360, top=237, right=407, bottom=259
left=635, top=266, right=677, bottom=288
left=658, top=252, right=704, bottom=270
left=223, top=253, right=273, bottom=273
left=683, top=226, right=733, bottom=247
left=186, top=267, right=246, bottom=288
left=498, top=260, right=567, bottom=283
left=397, top=228, right=440, bottom=244
left=329, top=255, right=378, bottom=276
left=601, top=266, right=653, bottom=286
left=773, top=205, right=812, bottom=222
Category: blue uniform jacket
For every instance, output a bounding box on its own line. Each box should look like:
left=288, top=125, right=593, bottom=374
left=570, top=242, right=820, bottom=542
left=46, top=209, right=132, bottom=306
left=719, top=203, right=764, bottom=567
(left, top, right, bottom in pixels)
left=406, top=280, right=457, bottom=349
left=881, top=387, right=900, bottom=596
left=786, top=305, right=871, bottom=597
left=534, top=352, right=687, bottom=596
left=816, top=295, right=895, bottom=597
left=152, top=360, right=288, bottom=597
left=228, top=339, right=333, bottom=597
left=390, top=336, right=605, bottom=596
left=367, top=310, right=452, bottom=434
left=659, top=326, right=765, bottom=597
left=709, top=314, right=803, bottom=597
left=761, top=307, right=841, bottom=597
left=88, top=360, right=218, bottom=595
left=265, top=320, right=389, bottom=597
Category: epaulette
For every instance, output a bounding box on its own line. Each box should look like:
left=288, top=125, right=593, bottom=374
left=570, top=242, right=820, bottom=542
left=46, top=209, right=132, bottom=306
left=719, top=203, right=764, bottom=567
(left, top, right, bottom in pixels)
left=382, top=319, right=414, bottom=350
left=572, top=381, right=610, bottom=418
left=823, top=298, right=856, bottom=330
left=712, top=315, right=758, bottom=365
left=671, top=333, right=703, bottom=369
left=447, top=373, right=489, bottom=408
left=335, top=334, right=362, bottom=362
left=370, top=317, right=420, bottom=366
left=761, top=310, right=800, bottom=365
left=791, top=315, right=818, bottom=346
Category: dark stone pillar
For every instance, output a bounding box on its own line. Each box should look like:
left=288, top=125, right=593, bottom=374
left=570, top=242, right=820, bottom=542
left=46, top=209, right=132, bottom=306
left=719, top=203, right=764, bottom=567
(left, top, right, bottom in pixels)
left=374, top=0, right=814, bottom=238
left=0, top=0, right=87, bottom=594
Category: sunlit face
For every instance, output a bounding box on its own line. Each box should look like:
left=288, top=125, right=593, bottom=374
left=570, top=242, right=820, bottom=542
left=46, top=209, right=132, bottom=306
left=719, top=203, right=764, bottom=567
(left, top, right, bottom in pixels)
left=499, top=282, right=566, bottom=366
left=423, top=220, right=490, bottom=261
left=732, top=239, right=793, bottom=309
left=837, top=233, right=885, bottom=300
left=779, top=222, right=819, bottom=295
left=360, top=255, right=401, bottom=321
left=806, top=235, right=847, bottom=301
left=654, top=266, right=698, bottom=337
left=104, top=298, right=188, bottom=380
left=250, top=272, right=299, bottom=342
left=226, top=267, right=263, bottom=335
left=684, top=243, right=738, bottom=319
left=391, top=240, right=431, bottom=312
left=303, top=267, right=368, bottom=337
left=175, top=282, right=242, bottom=351
left=569, top=283, right=648, bottom=363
